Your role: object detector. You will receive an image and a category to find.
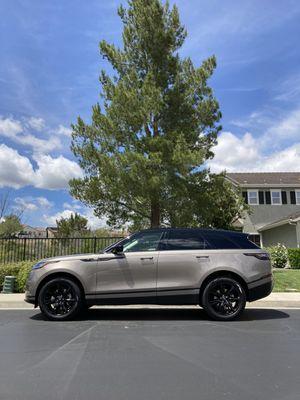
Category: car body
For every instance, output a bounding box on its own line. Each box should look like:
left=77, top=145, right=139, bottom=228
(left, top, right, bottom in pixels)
left=25, top=228, right=273, bottom=321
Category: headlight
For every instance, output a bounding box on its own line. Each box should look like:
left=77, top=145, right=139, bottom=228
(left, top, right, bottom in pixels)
left=32, top=261, right=48, bottom=270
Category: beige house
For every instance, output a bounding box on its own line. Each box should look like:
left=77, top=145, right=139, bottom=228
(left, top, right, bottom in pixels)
left=226, top=172, right=300, bottom=248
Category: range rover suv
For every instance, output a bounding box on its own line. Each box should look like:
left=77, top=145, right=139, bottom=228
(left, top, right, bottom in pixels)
left=25, top=228, right=273, bottom=321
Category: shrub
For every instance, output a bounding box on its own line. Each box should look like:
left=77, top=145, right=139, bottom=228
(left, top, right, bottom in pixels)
left=288, top=248, right=300, bottom=269
left=267, top=244, right=288, bottom=269
left=0, top=261, right=34, bottom=292
left=16, top=262, right=34, bottom=292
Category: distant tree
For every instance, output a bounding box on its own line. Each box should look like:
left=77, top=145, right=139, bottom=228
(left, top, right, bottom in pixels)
left=56, top=213, right=90, bottom=237
left=70, top=0, right=246, bottom=229
left=0, top=214, right=23, bottom=238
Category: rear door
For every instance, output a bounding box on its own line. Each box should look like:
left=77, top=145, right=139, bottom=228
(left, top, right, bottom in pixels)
left=157, top=229, right=211, bottom=303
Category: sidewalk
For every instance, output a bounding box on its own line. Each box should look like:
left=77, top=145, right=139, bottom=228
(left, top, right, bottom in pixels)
left=0, top=293, right=300, bottom=309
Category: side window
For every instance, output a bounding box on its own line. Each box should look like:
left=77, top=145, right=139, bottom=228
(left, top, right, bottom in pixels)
left=203, top=232, right=238, bottom=249
left=123, top=231, right=162, bottom=253
left=165, top=230, right=208, bottom=250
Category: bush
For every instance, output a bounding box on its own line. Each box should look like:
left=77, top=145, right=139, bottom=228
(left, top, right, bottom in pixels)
left=16, top=262, right=33, bottom=292
left=0, top=261, right=34, bottom=292
left=288, top=248, right=300, bottom=269
left=267, top=244, right=288, bottom=269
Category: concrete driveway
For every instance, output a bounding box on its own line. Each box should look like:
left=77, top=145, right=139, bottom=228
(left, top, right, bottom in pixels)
left=0, top=308, right=299, bottom=400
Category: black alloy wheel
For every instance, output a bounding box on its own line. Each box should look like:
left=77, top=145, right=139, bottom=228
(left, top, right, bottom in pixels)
left=38, top=278, right=83, bottom=321
left=202, top=277, right=246, bottom=321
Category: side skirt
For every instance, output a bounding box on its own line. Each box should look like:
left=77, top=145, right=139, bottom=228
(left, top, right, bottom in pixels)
left=85, top=288, right=199, bottom=306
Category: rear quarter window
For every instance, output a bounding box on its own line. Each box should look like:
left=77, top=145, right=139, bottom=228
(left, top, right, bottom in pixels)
left=203, top=232, right=238, bottom=249
left=203, top=232, right=260, bottom=249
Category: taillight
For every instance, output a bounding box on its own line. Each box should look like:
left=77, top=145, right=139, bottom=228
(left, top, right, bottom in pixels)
left=243, top=252, right=270, bottom=260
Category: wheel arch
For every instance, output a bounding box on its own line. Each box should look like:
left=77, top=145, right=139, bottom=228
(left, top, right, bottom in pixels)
left=199, top=270, right=249, bottom=305
left=34, top=272, right=85, bottom=307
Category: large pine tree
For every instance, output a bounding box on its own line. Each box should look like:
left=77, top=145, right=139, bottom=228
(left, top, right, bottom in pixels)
left=70, top=0, right=244, bottom=229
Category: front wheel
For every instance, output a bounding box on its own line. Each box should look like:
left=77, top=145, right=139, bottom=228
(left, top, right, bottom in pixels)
left=202, top=277, right=246, bottom=321
left=38, top=277, right=83, bottom=321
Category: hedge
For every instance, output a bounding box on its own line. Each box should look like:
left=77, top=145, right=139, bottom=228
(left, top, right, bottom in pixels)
left=0, top=261, right=34, bottom=293
left=288, top=249, right=300, bottom=269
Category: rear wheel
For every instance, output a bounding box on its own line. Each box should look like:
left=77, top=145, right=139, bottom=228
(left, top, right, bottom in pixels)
left=38, top=277, right=83, bottom=321
left=202, top=277, right=246, bottom=321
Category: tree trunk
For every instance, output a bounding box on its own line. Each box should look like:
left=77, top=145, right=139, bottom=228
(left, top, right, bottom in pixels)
left=150, top=201, right=160, bottom=228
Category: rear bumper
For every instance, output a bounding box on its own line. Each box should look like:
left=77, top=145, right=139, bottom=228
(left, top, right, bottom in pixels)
left=248, top=280, right=273, bottom=302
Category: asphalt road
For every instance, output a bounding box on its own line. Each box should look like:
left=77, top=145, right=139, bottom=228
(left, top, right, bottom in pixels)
left=0, top=308, right=299, bottom=400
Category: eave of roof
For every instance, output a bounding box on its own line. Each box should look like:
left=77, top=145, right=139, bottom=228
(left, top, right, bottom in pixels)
left=258, top=212, right=300, bottom=232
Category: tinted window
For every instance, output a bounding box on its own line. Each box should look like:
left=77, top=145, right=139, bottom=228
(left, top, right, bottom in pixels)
left=234, top=235, right=260, bottom=249
left=203, top=232, right=238, bottom=249
left=203, top=231, right=260, bottom=249
left=123, top=231, right=162, bottom=253
left=164, top=230, right=208, bottom=250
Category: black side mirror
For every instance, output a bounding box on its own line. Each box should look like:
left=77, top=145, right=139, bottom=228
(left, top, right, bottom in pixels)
left=111, top=245, right=124, bottom=255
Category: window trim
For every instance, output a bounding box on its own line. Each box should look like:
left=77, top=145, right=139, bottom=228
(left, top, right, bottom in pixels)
left=296, top=190, right=300, bottom=205
left=247, top=190, right=259, bottom=205
left=271, top=189, right=282, bottom=205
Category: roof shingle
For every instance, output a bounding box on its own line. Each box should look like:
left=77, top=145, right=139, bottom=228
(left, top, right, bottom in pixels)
left=226, top=172, right=300, bottom=186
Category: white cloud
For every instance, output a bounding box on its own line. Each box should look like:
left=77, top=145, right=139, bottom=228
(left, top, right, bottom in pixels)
left=27, top=117, right=45, bottom=131
left=0, top=116, right=23, bottom=137
left=0, top=116, right=62, bottom=152
left=43, top=209, right=76, bottom=226
left=57, top=124, right=72, bottom=137
left=14, top=197, right=38, bottom=211
left=37, top=197, right=53, bottom=209
left=0, top=144, right=35, bottom=188
left=210, top=131, right=300, bottom=172
left=63, top=201, right=82, bottom=210
left=17, top=133, right=61, bottom=153
left=34, top=154, right=83, bottom=189
left=266, top=108, right=300, bottom=141
left=209, top=132, right=259, bottom=172
left=0, top=144, right=83, bottom=190
left=12, top=196, right=53, bottom=216
left=43, top=208, right=106, bottom=230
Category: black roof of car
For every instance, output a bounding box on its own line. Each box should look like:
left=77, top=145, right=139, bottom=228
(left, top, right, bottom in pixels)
left=139, top=228, right=247, bottom=236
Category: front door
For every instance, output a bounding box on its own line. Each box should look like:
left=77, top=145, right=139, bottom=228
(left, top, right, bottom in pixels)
left=94, top=230, right=163, bottom=302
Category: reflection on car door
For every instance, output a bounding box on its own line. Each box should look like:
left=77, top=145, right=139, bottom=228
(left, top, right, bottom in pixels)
left=94, top=231, right=163, bottom=302
left=157, top=229, right=211, bottom=304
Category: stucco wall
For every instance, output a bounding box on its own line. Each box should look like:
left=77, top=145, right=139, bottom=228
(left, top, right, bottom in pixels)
left=261, top=224, right=297, bottom=248
left=244, top=204, right=300, bottom=233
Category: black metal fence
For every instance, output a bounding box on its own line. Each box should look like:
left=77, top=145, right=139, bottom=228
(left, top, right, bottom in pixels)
left=0, top=237, right=124, bottom=265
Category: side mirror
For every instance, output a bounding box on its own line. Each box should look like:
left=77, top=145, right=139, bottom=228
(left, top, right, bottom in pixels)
left=111, top=245, right=124, bottom=255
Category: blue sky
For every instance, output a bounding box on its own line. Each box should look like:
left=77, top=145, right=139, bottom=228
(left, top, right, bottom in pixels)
left=0, top=0, right=300, bottom=228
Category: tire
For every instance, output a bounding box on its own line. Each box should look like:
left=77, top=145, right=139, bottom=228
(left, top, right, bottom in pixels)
left=202, top=276, right=246, bottom=321
left=38, top=277, right=83, bottom=321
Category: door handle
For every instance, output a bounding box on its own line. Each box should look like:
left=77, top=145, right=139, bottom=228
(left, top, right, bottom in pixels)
left=140, top=257, right=154, bottom=260
left=196, top=256, right=209, bottom=259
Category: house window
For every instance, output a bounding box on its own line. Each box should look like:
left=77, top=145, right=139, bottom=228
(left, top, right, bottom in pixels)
left=271, top=190, right=282, bottom=205
left=296, top=191, right=300, bottom=205
left=247, top=190, right=258, bottom=205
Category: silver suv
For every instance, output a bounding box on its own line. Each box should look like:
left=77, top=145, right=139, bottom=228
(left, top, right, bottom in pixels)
left=25, top=228, right=273, bottom=321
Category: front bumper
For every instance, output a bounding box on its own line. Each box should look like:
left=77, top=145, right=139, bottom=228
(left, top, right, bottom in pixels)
left=24, top=291, right=35, bottom=305
left=248, top=280, right=273, bottom=302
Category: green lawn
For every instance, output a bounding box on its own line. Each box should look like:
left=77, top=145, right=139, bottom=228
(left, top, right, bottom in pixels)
left=273, top=269, right=300, bottom=292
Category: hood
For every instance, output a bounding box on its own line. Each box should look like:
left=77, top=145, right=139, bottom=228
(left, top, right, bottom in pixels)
left=43, top=253, right=100, bottom=263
